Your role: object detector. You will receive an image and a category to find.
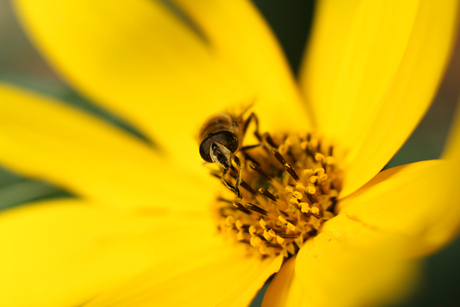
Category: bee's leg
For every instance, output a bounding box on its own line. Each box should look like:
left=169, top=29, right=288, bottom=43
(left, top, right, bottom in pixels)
left=221, top=166, right=242, bottom=199
left=242, top=112, right=261, bottom=141
left=231, top=155, right=243, bottom=198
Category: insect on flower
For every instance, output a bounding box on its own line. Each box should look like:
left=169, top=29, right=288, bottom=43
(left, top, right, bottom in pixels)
left=199, top=105, right=261, bottom=198
left=1, top=1, right=459, bottom=306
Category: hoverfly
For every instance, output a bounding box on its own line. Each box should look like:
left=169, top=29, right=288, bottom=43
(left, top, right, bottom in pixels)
left=199, top=106, right=260, bottom=198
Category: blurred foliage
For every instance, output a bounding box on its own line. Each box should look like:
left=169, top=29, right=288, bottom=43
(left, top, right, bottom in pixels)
left=0, top=0, right=459, bottom=306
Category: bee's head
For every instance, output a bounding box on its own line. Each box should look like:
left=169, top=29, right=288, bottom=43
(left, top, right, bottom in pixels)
left=199, top=131, right=238, bottom=169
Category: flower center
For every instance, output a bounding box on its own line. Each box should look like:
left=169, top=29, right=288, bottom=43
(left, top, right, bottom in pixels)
left=214, top=131, right=342, bottom=258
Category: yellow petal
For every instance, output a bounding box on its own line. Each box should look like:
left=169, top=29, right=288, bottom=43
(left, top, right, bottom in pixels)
left=300, top=0, right=459, bottom=196
left=329, top=160, right=460, bottom=259
left=295, top=233, right=420, bottom=307
left=0, top=198, right=220, bottom=307
left=219, top=254, right=283, bottom=307
left=84, top=247, right=283, bottom=307
left=0, top=84, right=216, bottom=212
left=169, top=0, right=311, bottom=127
left=262, top=257, right=308, bottom=307
left=13, top=0, right=310, bottom=177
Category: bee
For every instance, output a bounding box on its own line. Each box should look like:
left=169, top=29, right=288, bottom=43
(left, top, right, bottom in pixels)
left=199, top=107, right=260, bottom=198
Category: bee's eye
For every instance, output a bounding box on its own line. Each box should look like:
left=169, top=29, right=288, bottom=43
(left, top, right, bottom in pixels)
left=211, top=131, right=238, bottom=152
left=199, top=137, right=213, bottom=162
left=199, top=131, right=238, bottom=163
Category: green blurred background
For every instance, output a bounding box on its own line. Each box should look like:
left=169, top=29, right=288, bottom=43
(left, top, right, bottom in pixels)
left=0, top=1, right=459, bottom=306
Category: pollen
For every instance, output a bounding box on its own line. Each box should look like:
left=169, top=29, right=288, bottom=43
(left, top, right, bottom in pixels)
left=214, top=131, right=342, bottom=258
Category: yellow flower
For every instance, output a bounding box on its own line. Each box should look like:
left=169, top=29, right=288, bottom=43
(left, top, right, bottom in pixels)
left=0, top=1, right=459, bottom=307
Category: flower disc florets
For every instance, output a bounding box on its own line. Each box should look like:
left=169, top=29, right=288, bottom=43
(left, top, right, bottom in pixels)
left=215, top=132, right=342, bottom=258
